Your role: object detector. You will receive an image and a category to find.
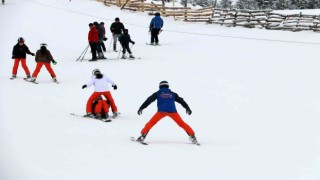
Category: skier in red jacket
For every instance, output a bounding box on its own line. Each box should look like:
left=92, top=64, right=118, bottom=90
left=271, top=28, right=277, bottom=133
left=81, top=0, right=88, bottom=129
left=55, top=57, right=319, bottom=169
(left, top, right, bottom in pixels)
left=135, top=81, right=199, bottom=145
left=88, top=23, right=99, bottom=61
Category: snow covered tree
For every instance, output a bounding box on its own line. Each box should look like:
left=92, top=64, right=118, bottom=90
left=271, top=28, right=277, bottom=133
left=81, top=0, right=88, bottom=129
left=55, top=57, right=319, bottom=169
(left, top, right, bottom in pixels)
left=219, top=0, right=233, bottom=8
left=235, top=0, right=258, bottom=9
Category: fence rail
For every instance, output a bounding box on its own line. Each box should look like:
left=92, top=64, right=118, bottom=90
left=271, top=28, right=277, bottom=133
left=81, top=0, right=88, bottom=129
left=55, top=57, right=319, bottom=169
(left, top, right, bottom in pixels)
left=102, top=0, right=320, bottom=32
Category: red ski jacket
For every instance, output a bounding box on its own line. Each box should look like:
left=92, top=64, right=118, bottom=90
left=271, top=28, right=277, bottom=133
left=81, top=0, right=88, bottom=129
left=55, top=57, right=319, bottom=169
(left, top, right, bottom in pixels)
left=88, top=27, right=98, bottom=43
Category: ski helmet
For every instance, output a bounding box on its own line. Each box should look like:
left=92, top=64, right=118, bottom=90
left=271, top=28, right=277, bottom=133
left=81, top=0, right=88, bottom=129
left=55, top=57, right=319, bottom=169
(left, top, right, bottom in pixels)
left=17, top=37, right=24, bottom=43
left=92, top=69, right=101, bottom=76
left=124, top=29, right=128, bottom=34
left=115, top=17, right=120, bottom=21
left=159, top=81, right=169, bottom=89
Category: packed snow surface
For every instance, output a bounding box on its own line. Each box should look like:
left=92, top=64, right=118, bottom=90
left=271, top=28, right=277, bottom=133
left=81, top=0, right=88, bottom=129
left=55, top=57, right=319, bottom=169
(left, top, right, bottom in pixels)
left=1, top=0, right=320, bottom=180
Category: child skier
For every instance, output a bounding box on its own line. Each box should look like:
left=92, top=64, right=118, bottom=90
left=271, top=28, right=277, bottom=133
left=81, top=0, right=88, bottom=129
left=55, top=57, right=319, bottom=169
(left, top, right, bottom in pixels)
left=149, top=12, right=163, bottom=45
left=136, top=81, right=199, bottom=145
left=90, top=96, right=111, bottom=121
left=29, top=44, right=58, bottom=83
left=118, top=29, right=135, bottom=59
left=82, top=69, right=119, bottom=118
left=11, top=37, right=35, bottom=79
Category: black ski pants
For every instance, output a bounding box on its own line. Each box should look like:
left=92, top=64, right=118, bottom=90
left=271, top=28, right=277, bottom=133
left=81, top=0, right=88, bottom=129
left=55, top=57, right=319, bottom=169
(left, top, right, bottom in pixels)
left=89, top=42, right=97, bottom=59
left=121, top=43, right=132, bottom=54
left=151, top=28, right=161, bottom=43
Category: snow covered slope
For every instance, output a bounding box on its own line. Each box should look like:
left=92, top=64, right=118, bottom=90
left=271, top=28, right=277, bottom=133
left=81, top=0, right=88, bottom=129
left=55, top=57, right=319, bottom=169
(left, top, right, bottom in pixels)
left=1, top=0, right=320, bottom=180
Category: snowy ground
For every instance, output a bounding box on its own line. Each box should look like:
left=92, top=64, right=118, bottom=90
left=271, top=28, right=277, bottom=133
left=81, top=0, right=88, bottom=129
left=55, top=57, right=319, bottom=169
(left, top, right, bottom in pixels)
left=1, top=0, right=320, bottom=180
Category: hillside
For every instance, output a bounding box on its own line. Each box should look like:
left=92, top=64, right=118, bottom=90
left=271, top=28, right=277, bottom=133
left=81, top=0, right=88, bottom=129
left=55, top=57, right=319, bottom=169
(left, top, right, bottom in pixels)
left=1, top=0, right=320, bottom=180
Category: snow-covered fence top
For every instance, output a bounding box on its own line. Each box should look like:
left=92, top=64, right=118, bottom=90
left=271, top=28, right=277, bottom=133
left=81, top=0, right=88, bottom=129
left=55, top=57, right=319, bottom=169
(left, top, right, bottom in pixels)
left=100, top=0, right=320, bottom=32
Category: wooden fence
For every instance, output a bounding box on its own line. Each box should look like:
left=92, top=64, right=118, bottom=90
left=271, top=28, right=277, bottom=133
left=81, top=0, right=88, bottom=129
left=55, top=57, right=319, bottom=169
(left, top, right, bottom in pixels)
left=100, top=0, right=320, bottom=32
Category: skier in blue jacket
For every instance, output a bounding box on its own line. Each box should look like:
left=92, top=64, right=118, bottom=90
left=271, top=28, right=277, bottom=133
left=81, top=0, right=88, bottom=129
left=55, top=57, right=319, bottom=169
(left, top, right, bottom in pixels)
left=149, top=12, right=163, bottom=45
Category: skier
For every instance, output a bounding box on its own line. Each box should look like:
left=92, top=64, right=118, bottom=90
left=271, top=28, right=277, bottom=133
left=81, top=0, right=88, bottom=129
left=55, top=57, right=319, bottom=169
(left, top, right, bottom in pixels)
left=29, top=44, right=58, bottom=83
left=100, top=22, right=107, bottom=52
left=110, top=17, right=125, bottom=51
left=118, top=29, right=135, bottom=59
left=92, top=96, right=111, bottom=119
left=11, top=37, right=35, bottom=79
left=149, top=12, right=163, bottom=45
left=136, top=81, right=199, bottom=144
left=88, top=23, right=98, bottom=61
left=82, top=69, right=119, bottom=118
left=93, top=22, right=106, bottom=59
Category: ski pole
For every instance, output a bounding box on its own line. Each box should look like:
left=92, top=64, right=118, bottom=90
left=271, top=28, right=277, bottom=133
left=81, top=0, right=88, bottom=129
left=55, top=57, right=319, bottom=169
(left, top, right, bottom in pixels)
left=76, top=45, right=89, bottom=62
left=80, top=45, right=90, bottom=62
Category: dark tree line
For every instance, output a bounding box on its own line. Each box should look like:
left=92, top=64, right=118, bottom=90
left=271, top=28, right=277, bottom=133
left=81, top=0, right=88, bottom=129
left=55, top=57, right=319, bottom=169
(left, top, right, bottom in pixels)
left=180, top=0, right=320, bottom=10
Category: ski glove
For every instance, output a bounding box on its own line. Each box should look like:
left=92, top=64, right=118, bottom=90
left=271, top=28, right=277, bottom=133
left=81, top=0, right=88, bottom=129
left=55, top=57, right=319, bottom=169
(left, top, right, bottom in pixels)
left=82, top=85, right=87, bottom=89
left=31, top=53, right=35, bottom=56
left=12, top=56, right=15, bottom=59
left=51, top=60, right=57, bottom=65
left=137, top=109, right=143, bottom=115
left=112, top=85, right=117, bottom=90
left=186, top=109, right=192, bottom=115
left=132, top=41, right=135, bottom=45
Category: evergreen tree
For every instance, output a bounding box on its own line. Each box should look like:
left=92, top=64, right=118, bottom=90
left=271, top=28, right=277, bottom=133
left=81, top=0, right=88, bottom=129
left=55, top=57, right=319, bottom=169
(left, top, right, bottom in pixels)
left=219, top=0, right=233, bottom=8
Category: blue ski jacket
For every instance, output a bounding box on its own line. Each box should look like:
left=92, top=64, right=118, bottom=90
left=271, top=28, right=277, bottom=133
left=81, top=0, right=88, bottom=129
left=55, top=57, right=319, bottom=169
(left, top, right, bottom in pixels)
left=149, top=15, right=164, bottom=29
left=139, top=88, right=190, bottom=113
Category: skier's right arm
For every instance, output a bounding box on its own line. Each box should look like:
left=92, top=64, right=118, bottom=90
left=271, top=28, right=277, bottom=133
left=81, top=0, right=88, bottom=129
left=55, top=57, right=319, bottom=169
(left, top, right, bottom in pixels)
left=12, top=46, right=16, bottom=59
left=138, top=92, right=157, bottom=115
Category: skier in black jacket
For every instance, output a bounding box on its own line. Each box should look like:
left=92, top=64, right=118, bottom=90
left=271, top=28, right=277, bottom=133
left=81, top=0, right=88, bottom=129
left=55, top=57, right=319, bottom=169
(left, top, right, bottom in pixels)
left=118, top=29, right=135, bottom=59
left=110, top=17, right=125, bottom=51
left=11, top=37, right=35, bottom=79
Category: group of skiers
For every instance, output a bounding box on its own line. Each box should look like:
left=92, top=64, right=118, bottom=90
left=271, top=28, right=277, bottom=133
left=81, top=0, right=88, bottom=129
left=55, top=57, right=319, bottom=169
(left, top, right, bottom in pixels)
left=11, top=37, right=58, bottom=83
left=81, top=68, right=198, bottom=145
left=88, top=13, right=164, bottom=61
left=10, top=12, right=199, bottom=145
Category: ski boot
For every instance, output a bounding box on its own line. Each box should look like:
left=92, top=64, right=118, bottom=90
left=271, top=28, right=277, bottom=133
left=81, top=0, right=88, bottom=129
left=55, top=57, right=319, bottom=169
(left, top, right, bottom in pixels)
left=29, top=77, right=36, bottom=82
left=95, top=113, right=102, bottom=119
left=189, top=135, right=200, bottom=145
left=129, top=54, right=135, bottom=59
left=155, top=42, right=159, bottom=45
left=136, top=134, right=147, bottom=143
left=52, top=77, right=58, bottom=83
left=84, top=113, right=95, bottom=118
left=121, top=54, right=126, bottom=59
left=11, top=74, right=17, bottom=79
left=26, top=75, right=31, bottom=79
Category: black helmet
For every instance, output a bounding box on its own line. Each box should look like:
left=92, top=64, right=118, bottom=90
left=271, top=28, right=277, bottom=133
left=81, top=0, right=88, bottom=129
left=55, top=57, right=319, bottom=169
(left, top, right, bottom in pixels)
left=155, top=12, right=161, bottom=16
left=115, top=17, right=120, bottom=21
left=159, top=81, right=169, bottom=89
left=124, top=29, right=128, bottom=34
left=17, top=37, right=24, bottom=43
left=89, top=23, right=93, bottom=27
left=92, top=69, right=101, bottom=76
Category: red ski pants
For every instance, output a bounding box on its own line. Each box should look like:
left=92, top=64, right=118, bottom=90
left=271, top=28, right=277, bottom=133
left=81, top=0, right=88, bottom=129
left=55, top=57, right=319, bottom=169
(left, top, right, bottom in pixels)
left=32, top=62, right=56, bottom=78
left=12, top=58, right=30, bottom=75
left=141, top=112, right=195, bottom=136
left=86, top=91, right=117, bottom=114
left=94, top=100, right=109, bottom=114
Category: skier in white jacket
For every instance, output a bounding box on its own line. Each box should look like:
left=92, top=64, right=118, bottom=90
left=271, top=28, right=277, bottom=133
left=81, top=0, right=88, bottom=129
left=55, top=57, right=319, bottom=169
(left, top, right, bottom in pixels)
left=82, top=69, right=119, bottom=118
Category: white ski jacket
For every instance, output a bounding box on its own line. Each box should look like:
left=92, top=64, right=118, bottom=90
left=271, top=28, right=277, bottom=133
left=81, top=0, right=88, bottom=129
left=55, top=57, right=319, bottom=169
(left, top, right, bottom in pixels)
left=86, top=75, right=116, bottom=92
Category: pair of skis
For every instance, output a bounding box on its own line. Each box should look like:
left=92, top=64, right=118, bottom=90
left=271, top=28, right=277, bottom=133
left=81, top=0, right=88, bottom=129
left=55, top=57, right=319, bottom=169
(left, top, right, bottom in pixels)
left=24, top=78, right=60, bottom=84
left=70, top=112, right=121, bottom=122
left=130, top=137, right=200, bottom=146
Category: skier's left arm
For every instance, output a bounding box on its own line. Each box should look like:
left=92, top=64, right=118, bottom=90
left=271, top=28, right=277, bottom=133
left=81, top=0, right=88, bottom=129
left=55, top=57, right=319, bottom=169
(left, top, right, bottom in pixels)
left=174, top=92, right=192, bottom=115
left=106, top=76, right=117, bottom=90
left=25, top=46, right=35, bottom=56
left=129, top=35, right=135, bottom=44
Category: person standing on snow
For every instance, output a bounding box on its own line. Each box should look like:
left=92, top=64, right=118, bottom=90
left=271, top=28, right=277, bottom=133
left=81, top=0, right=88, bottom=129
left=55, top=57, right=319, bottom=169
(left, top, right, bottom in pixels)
left=100, top=22, right=107, bottom=52
left=11, top=37, right=35, bottom=79
left=149, top=12, right=163, bottom=45
left=118, top=29, right=135, bottom=59
left=88, top=23, right=98, bottom=61
left=135, top=81, right=199, bottom=144
left=82, top=69, right=119, bottom=118
left=93, top=22, right=106, bottom=59
left=29, top=44, right=58, bottom=83
left=110, top=17, right=125, bottom=52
